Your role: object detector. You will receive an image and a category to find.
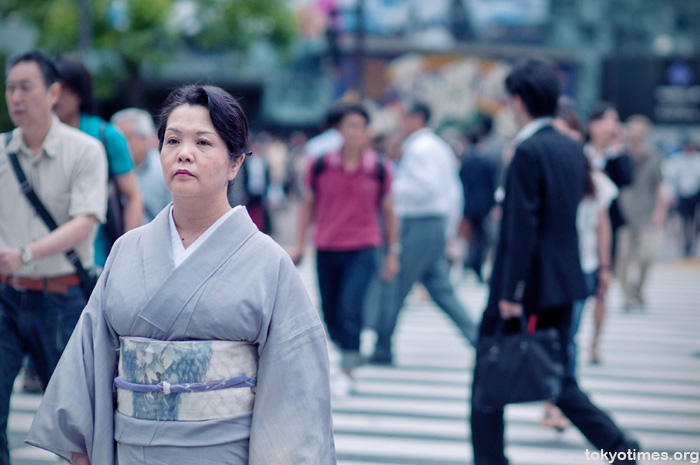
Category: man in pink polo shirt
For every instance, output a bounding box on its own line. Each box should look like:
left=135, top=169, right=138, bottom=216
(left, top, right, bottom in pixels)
left=292, top=104, right=399, bottom=395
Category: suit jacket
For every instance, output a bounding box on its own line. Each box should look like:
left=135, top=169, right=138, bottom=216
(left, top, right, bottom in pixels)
left=486, top=125, right=588, bottom=316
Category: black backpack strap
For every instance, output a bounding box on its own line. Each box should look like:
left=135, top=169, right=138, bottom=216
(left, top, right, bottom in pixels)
left=310, top=154, right=327, bottom=192
left=375, top=154, right=387, bottom=205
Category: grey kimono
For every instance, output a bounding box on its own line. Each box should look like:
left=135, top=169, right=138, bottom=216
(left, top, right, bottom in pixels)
left=26, top=207, right=336, bottom=464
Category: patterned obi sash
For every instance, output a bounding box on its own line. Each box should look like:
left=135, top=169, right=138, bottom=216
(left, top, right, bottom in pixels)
left=115, top=337, right=258, bottom=421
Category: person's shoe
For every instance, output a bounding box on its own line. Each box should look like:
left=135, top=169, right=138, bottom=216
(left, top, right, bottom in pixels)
left=368, top=352, right=393, bottom=366
left=22, top=368, right=44, bottom=394
left=331, top=372, right=355, bottom=397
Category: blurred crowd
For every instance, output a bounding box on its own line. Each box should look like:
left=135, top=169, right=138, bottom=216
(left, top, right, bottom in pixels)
left=1, top=49, right=699, bottom=465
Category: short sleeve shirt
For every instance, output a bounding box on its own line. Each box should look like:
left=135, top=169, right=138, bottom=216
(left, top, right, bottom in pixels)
left=303, top=149, right=392, bottom=251
left=0, top=116, right=108, bottom=277
left=80, top=114, right=134, bottom=266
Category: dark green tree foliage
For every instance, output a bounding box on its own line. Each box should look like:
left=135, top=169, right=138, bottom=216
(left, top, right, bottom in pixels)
left=1, top=0, right=296, bottom=106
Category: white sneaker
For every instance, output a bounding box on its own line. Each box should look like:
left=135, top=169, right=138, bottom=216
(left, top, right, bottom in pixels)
left=331, top=372, right=354, bottom=397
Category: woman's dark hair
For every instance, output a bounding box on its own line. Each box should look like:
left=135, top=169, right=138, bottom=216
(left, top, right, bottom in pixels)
left=585, top=101, right=617, bottom=142
left=53, top=56, right=94, bottom=114
left=587, top=101, right=617, bottom=123
left=340, top=103, right=371, bottom=125
left=505, top=58, right=560, bottom=118
left=157, top=85, right=249, bottom=165
left=406, top=101, right=431, bottom=124
left=7, top=51, right=59, bottom=89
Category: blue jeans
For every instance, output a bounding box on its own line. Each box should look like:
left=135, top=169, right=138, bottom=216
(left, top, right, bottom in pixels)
left=316, top=248, right=377, bottom=370
left=0, top=282, right=85, bottom=465
left=569, top=272, right=597, bottom=376
left=373, top=216, right=477, bottom=361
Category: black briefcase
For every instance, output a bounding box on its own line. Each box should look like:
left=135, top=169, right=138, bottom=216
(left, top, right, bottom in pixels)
left=472, top=314, right=564, bottom=411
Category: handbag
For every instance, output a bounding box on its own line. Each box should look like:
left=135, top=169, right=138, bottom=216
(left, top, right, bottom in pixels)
left=5, top=133, right=99, bottom=300
left=471, top=314, right=564, bottom=411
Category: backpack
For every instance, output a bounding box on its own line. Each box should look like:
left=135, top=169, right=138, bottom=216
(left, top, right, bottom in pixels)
left=310, top=153, right=387, bottom=204
left=99, top=123, right=125, bottom=245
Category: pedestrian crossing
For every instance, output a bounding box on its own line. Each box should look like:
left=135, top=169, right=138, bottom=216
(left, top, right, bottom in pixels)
left=7, top=260, right=700, bottom=465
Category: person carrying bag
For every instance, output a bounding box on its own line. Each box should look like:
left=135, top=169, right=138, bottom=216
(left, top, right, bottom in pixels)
left=471, top=314, right=563, bottom=411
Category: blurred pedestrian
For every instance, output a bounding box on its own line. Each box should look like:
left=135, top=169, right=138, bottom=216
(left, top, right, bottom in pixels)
left=541, top=96, right=617, bottom=428
left=585, top=102, right=632, bottom=265
left=27, top=84, right=335, bottom=464
left=665, top=138, right=700, bottom=257
left=459, top=117, right=498, bottom=283
left=238, top=134, right=272, bottom=234
left=584, top=102, right=632, bottom=363
left=616, top=115, right=666, bottom=309
left=305, top=103, right=345, bottom=159
left=111, top=108, right=172, bottom=224
left=471, top=58, right=638, bottom=465
left=370, top=101, right=477, bottom=366
left=292, top=104, right=399, bottom=394
left=53, top=56, right=143, bottom=266
left=0, top=51, right=107, bottom=465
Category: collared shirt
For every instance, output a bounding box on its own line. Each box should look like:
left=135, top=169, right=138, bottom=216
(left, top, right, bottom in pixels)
left=512, top=117, right=554, bottom=149
left=304, top=128, right=343, bottom=159
left=392, top=127, right=464, bottom=236
left=303, top=149, right=391, bottom=251
left=0, top=115, right=108, bottom=277
left=666, top=150, right=700, bottom=198
left=136, top=149, right=172, bottom=223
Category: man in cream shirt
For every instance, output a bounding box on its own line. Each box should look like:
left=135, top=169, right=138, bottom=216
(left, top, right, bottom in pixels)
left=0, top=50, right=106, bottom=465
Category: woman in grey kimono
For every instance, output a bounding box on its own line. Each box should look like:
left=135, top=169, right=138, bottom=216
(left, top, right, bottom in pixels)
left=26, top=85, right=336, bottom=464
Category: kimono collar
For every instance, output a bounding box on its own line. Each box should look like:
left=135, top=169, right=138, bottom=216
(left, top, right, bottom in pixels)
left=142, top=204, right=259, bottom=302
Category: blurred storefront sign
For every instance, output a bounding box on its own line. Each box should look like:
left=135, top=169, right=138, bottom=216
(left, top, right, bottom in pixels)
left=603, top=56, right=700, bottom=125
left=330, top=0, right=550, bottom=44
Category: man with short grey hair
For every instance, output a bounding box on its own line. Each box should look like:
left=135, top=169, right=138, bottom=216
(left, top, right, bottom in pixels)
left=112, top=108, right=171, bottom=223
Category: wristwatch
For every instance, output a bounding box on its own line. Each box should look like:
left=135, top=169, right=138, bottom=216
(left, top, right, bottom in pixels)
left=19, top=246, right=34, bottom=265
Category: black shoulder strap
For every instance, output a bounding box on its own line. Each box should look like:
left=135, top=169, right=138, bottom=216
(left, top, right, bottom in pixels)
left=311, top=154, right=327, bottom=191
left=375, top=154, right=387, bottom=204
left=4, top=134, right=92, bottom=282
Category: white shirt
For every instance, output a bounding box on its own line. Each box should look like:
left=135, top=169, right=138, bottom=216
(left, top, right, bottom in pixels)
left=169, top=205, right=242, bottom=268
left=666, top=150, right=700, bottom=198
left=304, top=128, right=343, bottom=159
left=577, top=171, right=618, bottom=273
left=512, top=117, right=553, bottom=148
left=392, top=127, right=464, bottom=237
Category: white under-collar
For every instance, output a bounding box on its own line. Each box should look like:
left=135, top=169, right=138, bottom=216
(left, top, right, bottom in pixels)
left=512, top=117, right=553, bottom=148
left=169, top=204, right=243, bottom=268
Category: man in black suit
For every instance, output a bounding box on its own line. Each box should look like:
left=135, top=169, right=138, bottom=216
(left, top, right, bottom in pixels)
left=470, top=59, right=638, bottom=465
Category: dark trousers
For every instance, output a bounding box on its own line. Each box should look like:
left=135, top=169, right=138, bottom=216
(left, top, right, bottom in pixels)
left=470, top=305, right=628, bottom=465
left=316, top=248, right=377, bottom=352
left=0, top=283, right=85, bottom=465
left=463, top=216, right=490, bottom=281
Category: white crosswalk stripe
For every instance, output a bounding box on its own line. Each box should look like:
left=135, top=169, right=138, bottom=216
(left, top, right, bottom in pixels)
left=8, top=261, right=700, bottom=465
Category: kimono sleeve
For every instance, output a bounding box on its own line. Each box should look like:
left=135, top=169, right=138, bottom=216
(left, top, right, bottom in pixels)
left=25, top=249, right=121, bottom=464
left=249, top=255, right=336, bottom=464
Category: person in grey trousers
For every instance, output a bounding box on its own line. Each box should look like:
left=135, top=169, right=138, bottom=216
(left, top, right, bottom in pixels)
left=370, top=101, right=477, bottom=365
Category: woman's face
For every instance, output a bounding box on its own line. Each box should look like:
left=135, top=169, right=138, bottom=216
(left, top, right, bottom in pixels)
left=588, top=108, right=620, bottom=146
left=160, top=104, right=241, bottom=202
